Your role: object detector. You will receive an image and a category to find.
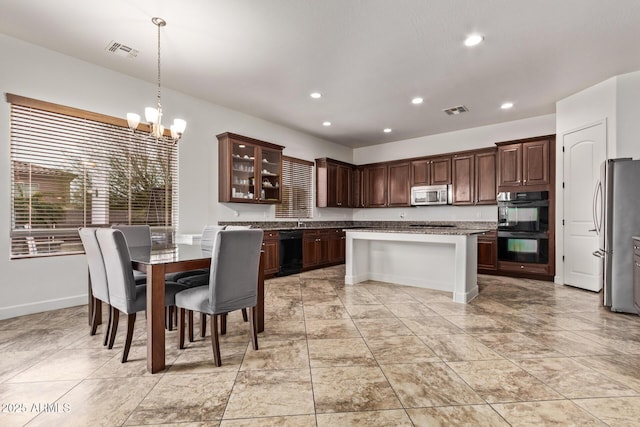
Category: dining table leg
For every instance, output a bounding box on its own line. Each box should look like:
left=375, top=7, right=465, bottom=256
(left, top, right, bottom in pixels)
left=147, top=263, right=166, bottom=374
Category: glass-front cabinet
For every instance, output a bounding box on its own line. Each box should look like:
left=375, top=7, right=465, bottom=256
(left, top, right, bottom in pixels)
left=218, top=132, right=283, bottom=204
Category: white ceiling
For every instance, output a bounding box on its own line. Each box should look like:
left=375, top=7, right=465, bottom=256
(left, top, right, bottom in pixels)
left=1, top=0, right=640, bottom=148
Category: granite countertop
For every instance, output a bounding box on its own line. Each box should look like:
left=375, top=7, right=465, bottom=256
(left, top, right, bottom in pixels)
left=219, top=220, right=496, bottom=233
left=345, top=227, right=490, bottom=236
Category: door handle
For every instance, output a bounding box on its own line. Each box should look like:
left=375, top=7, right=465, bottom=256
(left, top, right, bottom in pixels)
left=592, top=250, right=604, bottom=258
left=588, top=229, right=596, bottom=232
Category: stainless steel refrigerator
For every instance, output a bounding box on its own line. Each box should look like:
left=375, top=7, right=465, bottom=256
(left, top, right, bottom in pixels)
left=593, top=158, right=640, bottom=313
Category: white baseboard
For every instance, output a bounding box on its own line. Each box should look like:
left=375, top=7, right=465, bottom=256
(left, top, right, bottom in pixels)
left=453, top=286, right=479, bottom=303
left=0, top=294, right=87, bottom=320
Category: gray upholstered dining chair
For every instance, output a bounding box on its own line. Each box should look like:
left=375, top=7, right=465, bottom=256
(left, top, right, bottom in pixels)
left=176, top=225, right=251, bottom=338
left=175, top=228, right=263, bottom=366
left=79, top=227, right=112, bottom=345
left=96, top=228, right=185, bottom=363
left=111, top=225, right=151, bottom=285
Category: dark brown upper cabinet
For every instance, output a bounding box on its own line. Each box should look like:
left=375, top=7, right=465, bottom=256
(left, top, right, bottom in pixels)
left=451, top=148, right=497, bottom=206
left=410, top=156, right=451, bottom=186
left=218, top=132, right=283, bottom=204
left=316, top=158, right=354, bottom=208
left=363, top=164, right=387, bottom=207
left=497, top=136, right=553, bottom=192
left=387, top=162, right=411, bottom=207
left=452, top=153, right=474, bottom=205
left=360, top=161, right=411, bottom=208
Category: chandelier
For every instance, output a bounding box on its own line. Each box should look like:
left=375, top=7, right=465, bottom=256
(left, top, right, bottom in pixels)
left=126, top=17, right=186, bottom=142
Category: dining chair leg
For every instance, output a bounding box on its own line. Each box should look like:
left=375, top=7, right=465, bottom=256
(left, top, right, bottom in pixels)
left=200, top=313, right=207, bottom=337
left=188, top=310, right=194, bottom=342
left=103, top=305, right=113, bottom=347
left=241, top=308, right=248, bottom=322
left=220, top=313, right=227, bottom=335
left=248, top=306, right=258, bottom=351
left=210, top=314, right=222, bottom=367
left=166, top=307, right=174, bottom=331
left=122, top=313, right=136, bottom=363
left=90, top=297, right=99, bottom=336
left=177, top=308, right=186, bottom=349
left=108, top=309, right=120, bottom=349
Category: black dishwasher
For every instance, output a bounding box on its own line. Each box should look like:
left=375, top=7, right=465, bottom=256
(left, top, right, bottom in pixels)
left=277, top=230, right=303, bottom=276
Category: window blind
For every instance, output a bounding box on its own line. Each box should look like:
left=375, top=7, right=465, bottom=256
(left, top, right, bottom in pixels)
left=8, top=94, right=178, bottom=258
left=276, top=156, right=313, bottom=219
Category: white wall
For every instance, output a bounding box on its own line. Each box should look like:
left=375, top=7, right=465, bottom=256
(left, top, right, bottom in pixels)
left=615, top=72, right=640, bottom=159
left=351, top=115, right=556, bottom=222
left=0, top=34, right=349, bottom=319
left=555, top=70, right=640, bottom=285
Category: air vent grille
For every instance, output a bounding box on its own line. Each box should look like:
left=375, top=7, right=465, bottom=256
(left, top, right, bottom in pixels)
left=443, top=105, right=469, bottom=116
left=105, top=41, right=139, bottom=59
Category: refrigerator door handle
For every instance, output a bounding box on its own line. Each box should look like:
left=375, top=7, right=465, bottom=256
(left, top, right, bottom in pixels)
left=592, top=179, right=603, bottom=235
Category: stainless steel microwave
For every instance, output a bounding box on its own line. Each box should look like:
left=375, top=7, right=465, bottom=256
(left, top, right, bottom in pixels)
left=411, top=185, right=452, bottom=206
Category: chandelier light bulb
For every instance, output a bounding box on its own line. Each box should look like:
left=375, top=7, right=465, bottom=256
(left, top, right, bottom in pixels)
left=126, top=113, right=140, bottom=130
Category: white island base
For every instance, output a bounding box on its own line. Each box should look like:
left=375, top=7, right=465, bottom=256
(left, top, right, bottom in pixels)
left=345, top=230, right=479, bottom=303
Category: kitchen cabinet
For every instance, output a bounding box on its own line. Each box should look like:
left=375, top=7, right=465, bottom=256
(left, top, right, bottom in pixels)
left=217, top=132, right=284, bottom=204
left=477, top=230, right=497, bottom=272
left=451, top=148, right=497, bottom=206
left=475, top=149, right=498, bottom=204
left=262, top=231, right=279, bottom=276
left=411, top=156, right=451, bottom=186
left=497, top=136, right=552, bottom=192
left=362, top=161, right=410, bottom=207
left=634, top=237, right=640, bottom=311
left=353, top=167, right=365, bottom=208
left=303, top=228, right=344, bottom=269
left=497, top=261, right=551, bottom=277
left=328, top=229, right=346, bottom=263
left=303, top=230, right=329, bottom=268
left=316, top=158, right=354, bottom=208
left=363, top=164, right=387, bottom=207
left=452, top=153, right=474, bottom=205
left=387, top=162, right=411, bottom=207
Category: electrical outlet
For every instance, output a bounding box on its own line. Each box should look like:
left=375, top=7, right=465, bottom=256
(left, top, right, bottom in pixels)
left=400, top=211, right=405, bottom=219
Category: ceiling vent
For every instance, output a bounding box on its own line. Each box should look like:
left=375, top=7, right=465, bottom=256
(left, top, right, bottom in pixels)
left=105, top=41, right=139, bottom=59
left=443, top=105, right=469, bottom=116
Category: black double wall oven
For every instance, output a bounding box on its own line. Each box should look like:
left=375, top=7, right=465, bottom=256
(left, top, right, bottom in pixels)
left=497, top=191, right=549, bottom=264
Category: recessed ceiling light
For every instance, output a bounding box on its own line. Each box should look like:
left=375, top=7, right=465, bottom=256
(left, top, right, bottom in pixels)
left=322, top=121, right=332, bottom=127
left=464, top=34, right=484, bottom=47
left=310, top=92, right=322, bottom=99
left=383, top=128, right=392, bottom=133
left=411, top=97, right=424, bottom=105
left=501, top=102, right=514, bottom=109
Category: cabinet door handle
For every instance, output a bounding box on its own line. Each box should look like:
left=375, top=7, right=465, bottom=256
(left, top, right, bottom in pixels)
left=520, top=265, right=524, bottom=269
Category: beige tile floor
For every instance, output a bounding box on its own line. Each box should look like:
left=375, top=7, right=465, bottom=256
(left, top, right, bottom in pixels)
left=3, top=266, right=640, bottom=426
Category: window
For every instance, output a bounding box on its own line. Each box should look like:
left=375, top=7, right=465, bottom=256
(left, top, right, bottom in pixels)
left=7, top=94, right=178, bottom=258
left=276, top=156, right=313, bottom=219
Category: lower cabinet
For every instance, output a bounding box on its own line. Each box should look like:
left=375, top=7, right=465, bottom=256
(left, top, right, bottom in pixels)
left=477, top=230, right=497, bottom=273
left=303, top=229, right=345, bottom=270
left=328, top=229, right=346, bottom=263
left=262, top=231, right=279, bottom=276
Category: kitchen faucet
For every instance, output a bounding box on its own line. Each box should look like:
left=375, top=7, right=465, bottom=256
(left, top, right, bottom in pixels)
left=297, top=218, right=304, bottom=228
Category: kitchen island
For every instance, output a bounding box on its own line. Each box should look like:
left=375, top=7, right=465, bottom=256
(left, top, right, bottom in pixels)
left=345, top=227, right=487, bottom=303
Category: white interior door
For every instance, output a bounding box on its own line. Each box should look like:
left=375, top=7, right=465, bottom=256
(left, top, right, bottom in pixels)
left=563, top=121, right=606, bottom=291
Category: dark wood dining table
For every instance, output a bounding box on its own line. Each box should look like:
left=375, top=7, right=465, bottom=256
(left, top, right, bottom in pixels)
left=89, top=243, right=264, bottom=374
